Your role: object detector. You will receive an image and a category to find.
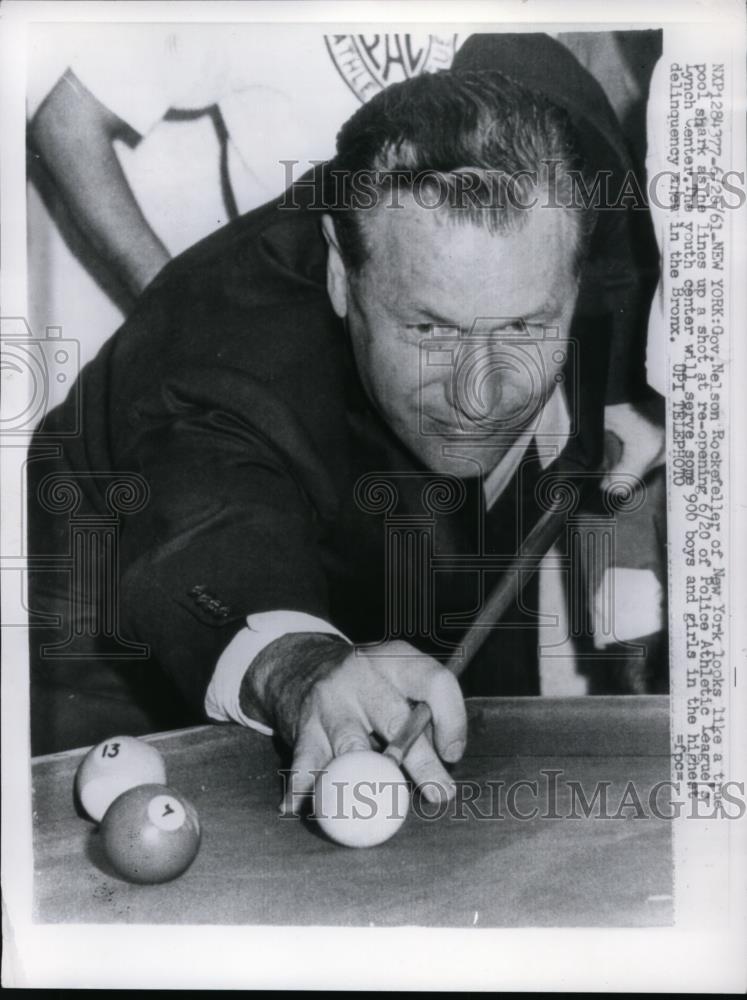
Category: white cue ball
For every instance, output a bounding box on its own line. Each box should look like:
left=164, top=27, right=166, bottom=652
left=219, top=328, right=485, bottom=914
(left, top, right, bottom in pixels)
left=74, top=735, right=167, bottom=822
left=314, top=750, right=410, bottom=848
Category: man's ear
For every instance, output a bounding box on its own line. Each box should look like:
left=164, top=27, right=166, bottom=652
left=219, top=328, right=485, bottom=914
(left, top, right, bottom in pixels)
left=321, top=214, right=347, bottom=319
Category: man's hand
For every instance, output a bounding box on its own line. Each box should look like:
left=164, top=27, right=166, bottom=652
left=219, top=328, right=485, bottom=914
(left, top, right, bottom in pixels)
left=240, top=634, right=467, bottom=813
left=601, top=400, right=665, bottom=491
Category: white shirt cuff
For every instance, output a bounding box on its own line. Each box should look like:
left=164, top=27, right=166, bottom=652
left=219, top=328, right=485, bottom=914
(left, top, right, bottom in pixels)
left=204, top=610, right=351, bottom=734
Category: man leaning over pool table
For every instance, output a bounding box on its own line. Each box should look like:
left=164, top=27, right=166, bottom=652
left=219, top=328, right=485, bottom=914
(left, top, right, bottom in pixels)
left=28, top=48, right=663, bottom=808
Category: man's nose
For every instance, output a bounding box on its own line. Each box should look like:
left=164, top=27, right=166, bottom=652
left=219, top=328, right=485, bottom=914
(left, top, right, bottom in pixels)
left=446, top=344, right=506, bottom=424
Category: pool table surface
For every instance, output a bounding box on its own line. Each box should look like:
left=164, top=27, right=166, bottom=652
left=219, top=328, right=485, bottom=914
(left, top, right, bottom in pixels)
left=32, top=695, right=673, bottom=927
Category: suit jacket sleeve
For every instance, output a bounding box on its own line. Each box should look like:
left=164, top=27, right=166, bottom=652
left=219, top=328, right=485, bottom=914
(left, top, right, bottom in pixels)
left=115, top=362, right=339, bottom=712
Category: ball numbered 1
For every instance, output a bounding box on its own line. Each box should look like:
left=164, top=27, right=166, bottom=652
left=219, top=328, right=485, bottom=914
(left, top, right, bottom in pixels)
left=75, top=736, right=167, bottom=822
left=101, top=784, right=201, bottom=884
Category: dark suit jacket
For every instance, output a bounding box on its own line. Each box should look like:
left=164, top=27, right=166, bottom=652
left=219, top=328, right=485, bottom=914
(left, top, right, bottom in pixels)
left=27, top=33, right=654, bottom=725
left=29, top=177, right=611, bottom=711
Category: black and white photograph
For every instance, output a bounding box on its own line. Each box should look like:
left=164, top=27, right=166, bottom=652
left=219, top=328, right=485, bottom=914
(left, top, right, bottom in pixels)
left=1, top=0, right=745, bottom=990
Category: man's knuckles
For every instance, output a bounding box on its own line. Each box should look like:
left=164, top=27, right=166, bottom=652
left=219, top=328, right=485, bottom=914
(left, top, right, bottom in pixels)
left=377, top=639, right=416, bottom=659
left=427, top=667, right=462, bottom=706
left=383, top=711, right=410, bottom=740
left=331, top=731, right=370, bottom=755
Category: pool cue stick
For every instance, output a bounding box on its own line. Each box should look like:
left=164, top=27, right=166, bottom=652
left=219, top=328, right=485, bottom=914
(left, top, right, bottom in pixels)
left=383, top=497, right=572, bottom=766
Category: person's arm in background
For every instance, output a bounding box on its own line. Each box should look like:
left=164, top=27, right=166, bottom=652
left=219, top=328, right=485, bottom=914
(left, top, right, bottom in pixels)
left=28, top=69, right=171, bottom=298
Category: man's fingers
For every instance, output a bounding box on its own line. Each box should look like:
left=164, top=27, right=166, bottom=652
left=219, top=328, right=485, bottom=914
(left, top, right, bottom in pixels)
left=601, top=403, right=665, bottom=490
left=327, top=719, right=375, bottom=758
left=373, top=650, right=467, bottom=763
left=281, top=719, right=331, bottom=815
left=315, top=658, right=392, bottom=756
left=602, top=443, right=665, bottom=491
left=284, top=643, right=467, bottom=814
left=402, top=732, right=457, bottom=803
left=601, top=428, right=624, bottom=478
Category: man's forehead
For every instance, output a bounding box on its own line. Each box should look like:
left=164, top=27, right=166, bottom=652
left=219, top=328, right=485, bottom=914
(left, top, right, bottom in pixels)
left=361, top=196, right=578, bottom=319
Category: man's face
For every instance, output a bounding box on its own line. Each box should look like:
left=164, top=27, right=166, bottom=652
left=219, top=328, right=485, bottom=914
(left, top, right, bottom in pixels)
left=324, top=195, right=580, bottom=478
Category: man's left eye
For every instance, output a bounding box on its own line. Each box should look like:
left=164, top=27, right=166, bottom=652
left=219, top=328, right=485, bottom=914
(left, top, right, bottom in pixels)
left=492, top=321, right=546, bottom=339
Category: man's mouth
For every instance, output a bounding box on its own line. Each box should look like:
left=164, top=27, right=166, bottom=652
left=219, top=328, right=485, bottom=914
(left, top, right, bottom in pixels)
left=422, top=410, right=496, bottom=435
left=422, top=410, right=453, bottom=428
